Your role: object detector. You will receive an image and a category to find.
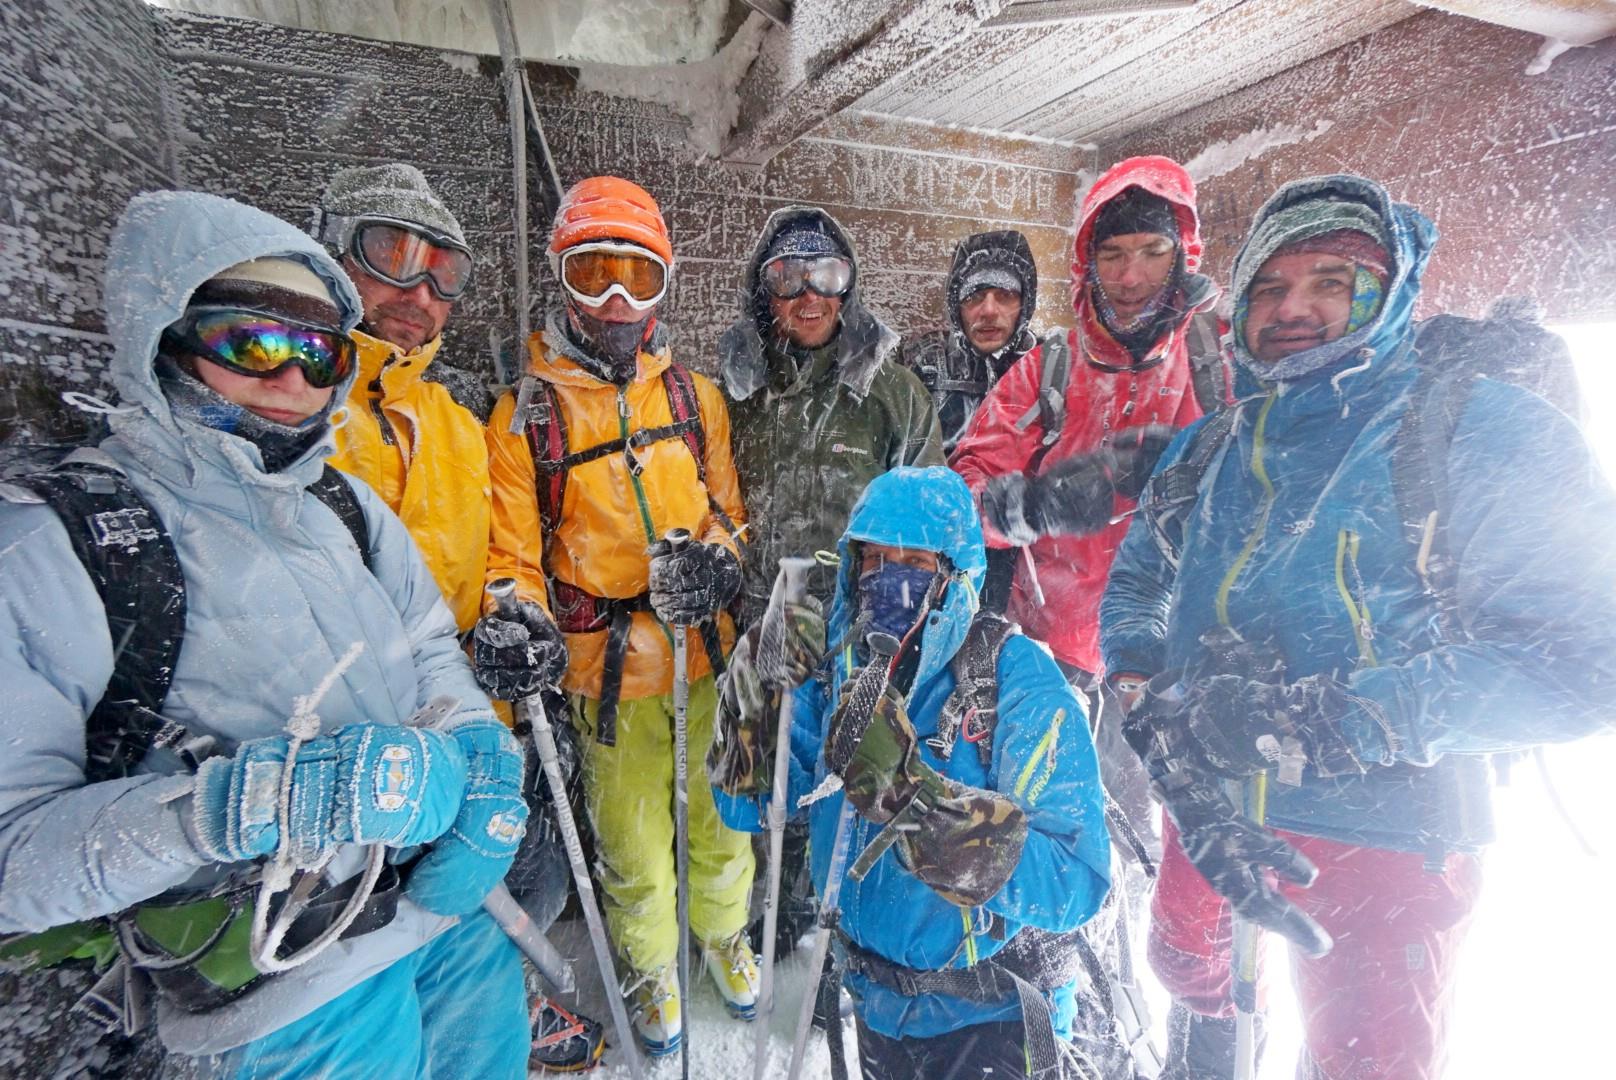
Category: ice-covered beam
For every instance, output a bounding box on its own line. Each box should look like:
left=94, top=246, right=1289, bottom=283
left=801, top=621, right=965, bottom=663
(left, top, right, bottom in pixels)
left=721, top=0, right=1011, bottom=166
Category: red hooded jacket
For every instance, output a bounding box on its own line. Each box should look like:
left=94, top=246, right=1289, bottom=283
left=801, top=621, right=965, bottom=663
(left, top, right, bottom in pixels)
left=950, top=156, right=1219, bottom=673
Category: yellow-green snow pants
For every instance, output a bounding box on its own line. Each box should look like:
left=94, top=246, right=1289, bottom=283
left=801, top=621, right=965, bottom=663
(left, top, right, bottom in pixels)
left=572, top=674, right=755, bottom=974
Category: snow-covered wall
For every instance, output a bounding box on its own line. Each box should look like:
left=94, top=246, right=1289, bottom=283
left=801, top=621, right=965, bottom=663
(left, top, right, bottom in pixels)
left=1100, top=10, right=1616, bottom=323
left=2, top=0, right=1085, bottom=443
left=0, top=0, right=177, bottom=446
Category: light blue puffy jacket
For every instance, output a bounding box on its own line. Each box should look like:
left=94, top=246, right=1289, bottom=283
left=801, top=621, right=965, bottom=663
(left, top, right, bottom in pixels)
left=0, top=191, right=497, bottom=1055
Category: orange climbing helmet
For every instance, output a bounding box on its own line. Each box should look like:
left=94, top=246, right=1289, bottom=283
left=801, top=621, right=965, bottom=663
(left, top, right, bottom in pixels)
left=547, top=176, right=674, bottom=267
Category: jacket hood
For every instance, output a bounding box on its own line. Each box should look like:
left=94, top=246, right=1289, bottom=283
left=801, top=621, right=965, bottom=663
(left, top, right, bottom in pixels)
left=103, top=191, right=364, bottom=479
left=946, top=230, right=1038, bottom=348
left=827, top=467, right=987, bottom=690
left=1072, top=156, right=1202, bottom=288
left=720, top=205, right=900, bottom=403
left=1229, top=174, right=1436, bottom=385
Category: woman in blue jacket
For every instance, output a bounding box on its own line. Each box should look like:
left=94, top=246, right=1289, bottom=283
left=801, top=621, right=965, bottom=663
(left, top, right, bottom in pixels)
left=712, top=466, right=1111, bottom=1077
left=1100, top=174, right=1616, bottom=1079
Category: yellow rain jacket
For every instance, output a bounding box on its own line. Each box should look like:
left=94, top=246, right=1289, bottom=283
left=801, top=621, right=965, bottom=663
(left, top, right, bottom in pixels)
left=329, top=330, right=491, bottom=633
left=487, top=322, right=746, bottom=702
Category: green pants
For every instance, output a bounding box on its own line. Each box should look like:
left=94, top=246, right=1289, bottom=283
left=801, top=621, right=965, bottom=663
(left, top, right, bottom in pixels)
left=573, top=675, right=755, bottom=973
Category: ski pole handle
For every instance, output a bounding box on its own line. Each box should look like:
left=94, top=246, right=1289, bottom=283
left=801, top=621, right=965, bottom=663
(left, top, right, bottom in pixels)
left=664, top=526, right=691, bottom=551
left=487, top=576, right=523, bottom=624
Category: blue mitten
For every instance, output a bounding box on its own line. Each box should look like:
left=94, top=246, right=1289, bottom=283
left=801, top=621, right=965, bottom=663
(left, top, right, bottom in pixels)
left=405, top=720, right=530, bottom=915
left=188, top=725, right=469, bottom=867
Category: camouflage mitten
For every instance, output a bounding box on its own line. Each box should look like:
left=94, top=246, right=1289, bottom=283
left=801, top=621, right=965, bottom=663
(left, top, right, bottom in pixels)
left=707, top=625, right=776, bottom=796
left=830, top=684, right=1029, bottom=907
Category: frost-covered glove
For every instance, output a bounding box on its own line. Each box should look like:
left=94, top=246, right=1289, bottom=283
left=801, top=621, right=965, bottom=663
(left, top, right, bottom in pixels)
left=708, top=626, right=775, bottom=796
left=187, top=725, right=468, bottom=867
left=982, top=455, right=1115, bottom=544
left=1110, top=423, right=1178, bottom=501
left=1122, top=681, right=1332, bottom=956
left=827, top=680, right=1028, bottom=906
left=647, top=538, right=742, bottom=626
left=473, top=600, right=568, bottom=699
left=754, top=594, right=827, bottom=688
left=405, top=720, right=530, bottom=916
left=1182, top=673, right=1382, bottom=780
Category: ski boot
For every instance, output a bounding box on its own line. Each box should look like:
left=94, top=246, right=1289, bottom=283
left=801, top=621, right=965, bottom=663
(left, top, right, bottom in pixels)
left=627, top=964, right=682, bottom=1057
left=529, top=998, right=606, bottom=1073
left=701, top=930, right=760, bottom=1020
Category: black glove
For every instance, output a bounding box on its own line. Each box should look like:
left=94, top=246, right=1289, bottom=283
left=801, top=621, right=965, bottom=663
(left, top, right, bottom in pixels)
left=1110, top=423, right=1177, bottom=501
left=648, top=539, right=741, bottom=626
left=1183, top=673, right=1378, bottom=781
left=472, top=599, right=568, bottom=699
left=1122, top=678, right=1334, bottom=957
left=1158, top=766, right=1333, bottom=957
left=982, top=454, right=1113, bottom=542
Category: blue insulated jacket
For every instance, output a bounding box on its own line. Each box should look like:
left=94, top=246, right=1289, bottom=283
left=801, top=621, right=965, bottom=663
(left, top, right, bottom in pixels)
left=0, top=192, right=497, bottom=1054
left=1100, top=175, right=1616, bottom=855
left=715, top=466, right=1109, bottom=1040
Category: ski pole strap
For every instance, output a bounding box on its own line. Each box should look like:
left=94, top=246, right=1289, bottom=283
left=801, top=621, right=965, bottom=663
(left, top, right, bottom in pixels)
left=837, top=933, right=1063, bottom=1077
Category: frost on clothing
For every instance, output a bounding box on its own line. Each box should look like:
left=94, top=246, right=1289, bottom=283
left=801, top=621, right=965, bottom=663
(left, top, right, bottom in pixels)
left=485, top=310, right=747, bottom=702
left=950, top=157, right=1219, bottom=674
left=720, top=205, right=944, bottom=624
left=0, top=191, right=496, bottom=1055
left=897, top=229, right=1040, bottom=454
left=329, top=329, right=492, bottom=633
left=713, top=467, right=1110, bottom=1042
left=1099, top=173, right=1616, bottom=856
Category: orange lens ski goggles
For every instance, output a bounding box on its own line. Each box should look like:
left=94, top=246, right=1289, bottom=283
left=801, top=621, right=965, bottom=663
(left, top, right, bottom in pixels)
left=558, top=242, right=669, bottom=311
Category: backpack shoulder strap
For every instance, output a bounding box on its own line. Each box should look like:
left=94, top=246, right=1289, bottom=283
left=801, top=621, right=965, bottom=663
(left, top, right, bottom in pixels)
left=16, top=462, right=189, bottom=782
left=1013, top=331, right=1069, bottom=449
left=661, top=362, right=707, bottom=483
left=930, top=612, right=1018, bottom=768
left=520, top=376, right=570, bottom=540
left=1391, top=350, right=1477, bottom=642
left=1185, top=309, right=1226, bottom=412
left=1137, top=402, right=1244, bottom=569
left=307, top=466, right=372, bottom=574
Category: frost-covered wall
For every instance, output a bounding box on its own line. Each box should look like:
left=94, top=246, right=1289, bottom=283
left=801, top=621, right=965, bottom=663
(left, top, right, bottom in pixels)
left=532, top=68, right=1086, bottom=371
left=0, top=0, right=177, bottom=445
left=1100, top=11, right=1616, bottom=323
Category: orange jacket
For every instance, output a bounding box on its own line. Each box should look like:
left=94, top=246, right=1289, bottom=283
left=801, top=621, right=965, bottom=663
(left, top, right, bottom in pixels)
left=486, top=321, right=746, bottom=701
left=329, top=330, right=491, bottom=633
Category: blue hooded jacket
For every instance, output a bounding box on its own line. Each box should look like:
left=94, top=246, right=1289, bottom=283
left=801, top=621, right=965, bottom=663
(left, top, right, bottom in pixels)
left=0, top=191, right=497, bottom=1054
left=1101, top=175, right=1616, bottom=854
left=715, top=466, right=1109, bottom=1040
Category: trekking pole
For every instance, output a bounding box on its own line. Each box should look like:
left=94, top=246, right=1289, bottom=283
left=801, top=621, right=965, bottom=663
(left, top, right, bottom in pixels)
left=488, top=579, right=645, bottom=1080
left=1230, top=771, right=1267, bottom=1080
left=752, top=557, right=817, bottom=1080
left=787, top=631, right=904, bottom=1080
left=662, top=527, right=695, bottom=1080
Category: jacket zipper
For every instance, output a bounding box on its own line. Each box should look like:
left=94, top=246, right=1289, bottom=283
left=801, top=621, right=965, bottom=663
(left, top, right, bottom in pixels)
left=1213, top=391, right=1280, bottom=628
left=1334, top=529, right=1379, bottom=667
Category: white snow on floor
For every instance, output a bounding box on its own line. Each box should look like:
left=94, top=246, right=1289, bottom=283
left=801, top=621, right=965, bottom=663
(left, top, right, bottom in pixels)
left=533, top=918, right=851, bottom=1079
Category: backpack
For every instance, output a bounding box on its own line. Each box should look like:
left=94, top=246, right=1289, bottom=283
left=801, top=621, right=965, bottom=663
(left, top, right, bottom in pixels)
left=1141, top=311, right=1580, bottom=596
left=0, top=451, right=372, bottom=783
left=1013, top=308, right=1227, bottom=455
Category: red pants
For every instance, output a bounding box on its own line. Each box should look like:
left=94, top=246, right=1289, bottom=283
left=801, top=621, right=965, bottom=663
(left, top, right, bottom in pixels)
left=1150, top=816, right=1483, bottom=1080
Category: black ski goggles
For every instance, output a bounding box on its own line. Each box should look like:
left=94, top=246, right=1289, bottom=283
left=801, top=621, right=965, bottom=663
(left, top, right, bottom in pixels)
left=762, top=256, right=852, bottom=300
left=162, top=307, right=356, bottom=389
left=349, top=218, right=474, bottom=301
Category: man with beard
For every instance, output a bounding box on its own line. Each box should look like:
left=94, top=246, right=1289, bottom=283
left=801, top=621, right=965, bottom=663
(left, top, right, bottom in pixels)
left=1100, top=174, right=1616, bottom=1079
left=717, top=206, right=942, bottom=963
left=950, top=157, right=1223, bottom=1071
left=482, top=176, right=756, bottom=1057
left=899, top=231, right=1042, bottom=613
left=316, top=164, right=489, bottom=638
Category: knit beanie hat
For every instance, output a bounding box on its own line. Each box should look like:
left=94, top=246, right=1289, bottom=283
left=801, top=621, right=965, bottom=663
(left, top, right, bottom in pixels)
left=316, top=163, right=468, bottom=251
left=1231, top=197, right=1391, bottom=312
left=762, top=218, right=846, bottom=266
left=189, top=257, right=344, bottom=326
left=1091, top=186, right=1180, bottom=248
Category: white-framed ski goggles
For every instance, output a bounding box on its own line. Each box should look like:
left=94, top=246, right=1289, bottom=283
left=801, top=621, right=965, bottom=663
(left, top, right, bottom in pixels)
left=556, top=241, right=670, bottom=312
